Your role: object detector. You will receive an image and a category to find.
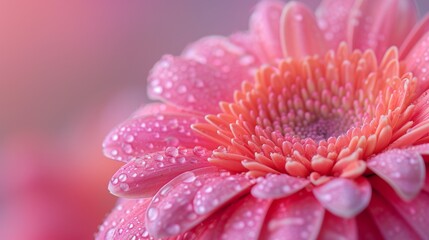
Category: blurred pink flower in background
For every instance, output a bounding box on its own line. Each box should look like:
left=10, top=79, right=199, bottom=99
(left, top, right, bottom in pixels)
left=98, top=0, right=429, bottom=239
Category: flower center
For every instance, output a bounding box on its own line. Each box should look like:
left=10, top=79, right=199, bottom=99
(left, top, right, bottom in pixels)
left=193, top=44, right=417, bottom=184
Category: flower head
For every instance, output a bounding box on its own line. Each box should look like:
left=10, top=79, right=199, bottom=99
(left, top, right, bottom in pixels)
left=98, top=0, right=429, bottom=239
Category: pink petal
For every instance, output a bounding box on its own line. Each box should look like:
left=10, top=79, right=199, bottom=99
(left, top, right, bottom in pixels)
left=96, top=199, right=150, bottom=240
left=130, top=103, right=187, bottom=118
left=424, top=173, right=429, bottom=193
left=193, top=174, right=253, bottom=215
left=372, top=177, right=429, bottom=239
left=349, top=0, right=418, bottom=59
left=313, top=177, right=371, bottom=218
left=229, top=32, right=265, bottom=64
left=145, top=167, right=222, bottom=238
left=317, top=212, right=358, bottom=240
left=251, top=173, right=310, bottom=199
left=108, top=147, right=212, bottom=198
left=182, top=36, right=259, bottom=79
left=367, top=149, right=425, bottom=201
left=355, top=210, right=385, bottom=240
left=404, top=31, right=429, bottom=95
left=249, top=0, right=284, bottom=61
left=400, top=14, right=429, bottom=59
left=148, top=56, right=245, bottom=114
left=220, top=195, right=272, bottom=240
left=315, top=0, right=356, bottom=49
left=367, top=192, right=421, bottom=240
left=261, top=191, right=325, bottom=240
left=280, top=2, right=328, bottom=59
left=103, top=108, right=215, bottom=162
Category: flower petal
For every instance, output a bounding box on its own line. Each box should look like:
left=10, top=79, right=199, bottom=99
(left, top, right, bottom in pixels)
left=368, top=192, right=421, bottom=240
left=261, top=191, right=325, bottom=240
left=404, top=31, right=429, bottom=95
left=372, top=177, right=429, bottom=239
left=108, top=147, right=212, bottom=198
left=193, top=174, right=253, bottom=215
left=349, top=0, right=418, bottom=59
left=145, top=167, right=222, bottom=238
left=148, top=56, right=246, bottom=114
left=400, top=14, right=429, bottom=59
left=249, top=0, right=284, bottom=61
left=367, top=149, right=425, bottom=201
left=96, top=199, right=150, bottom=240
left=103, top=108, right=214, bottom=162
left=280, top=2, right=328, bottom=59
left=251, top=173, right=310, bottom=199
left=317, top=212, right=358, bottom=240
left=315, top=0, right=356, bottom=49
left=355, top=210, right=385, bottom=240
left=182, top=36, right=259, bottom=79
left=313, top=177, right=371, bottom=218
left=220, top=195, right=272, bottom=240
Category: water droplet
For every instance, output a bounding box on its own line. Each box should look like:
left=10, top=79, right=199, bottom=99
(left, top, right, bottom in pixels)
left=153, top=86, right=163, bottom=94
left=111, top=178, right=119, bottom=185
left=111, top=134, right=119, bottom=141
left=193, top=146, right=206, bottom=156
left=118, top=174, right=127, bottom=182
left=111, top=149, right=118, bottom=156
left=148, top=208, right=159, bottom=221
left=105, top=228, right=115, bottom=240
left=125, top=135, right=134, bottom=143
left=165, top=146, right=179, bottom=157
left=123, top=144, right=133, bottom=154
left=119, top=183, right=129, bottom=191
left=184, top=174, right=196, bottom=183
left=166, top=224, right=181, bottom=235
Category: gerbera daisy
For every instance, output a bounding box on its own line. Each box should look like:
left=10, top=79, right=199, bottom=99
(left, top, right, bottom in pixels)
left=97, top=0, right=429, bottom=239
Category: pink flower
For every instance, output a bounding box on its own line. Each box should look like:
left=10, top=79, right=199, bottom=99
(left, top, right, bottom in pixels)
left=98, top=0, right=429, bottom=239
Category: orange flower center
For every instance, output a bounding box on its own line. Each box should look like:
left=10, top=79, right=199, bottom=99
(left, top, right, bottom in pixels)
left=193, top=44, right=417, bottom=185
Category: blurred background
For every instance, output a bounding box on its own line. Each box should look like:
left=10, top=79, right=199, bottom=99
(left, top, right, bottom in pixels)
left=1, top=0, right=429, bottom=239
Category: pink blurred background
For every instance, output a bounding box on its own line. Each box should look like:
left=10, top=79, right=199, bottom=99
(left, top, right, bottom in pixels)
left=1, top=0, right=429, bottom=239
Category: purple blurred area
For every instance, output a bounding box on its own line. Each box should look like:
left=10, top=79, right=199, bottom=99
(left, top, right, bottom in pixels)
left=1, top=0, right=429, bottom=239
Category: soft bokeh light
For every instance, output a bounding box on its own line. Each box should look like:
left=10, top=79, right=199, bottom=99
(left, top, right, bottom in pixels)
left=1, top=0, right=429, bottom=239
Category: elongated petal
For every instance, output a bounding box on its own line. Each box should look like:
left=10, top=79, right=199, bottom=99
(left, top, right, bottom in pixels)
left=405, top=31, right=429, bottom=95
left=145, top=167, right=222, bottom=238
left=372, top=177, right=429, bottom=239
left=400, top=14, right=429, bottom=59
left=96, top=199, right=150, bottom=240
left=368, top=192, right=421, bottom=240
left=103, top=109, right=214, bottom=162
left=261, top=191, right=325, bottom=240
left=194, top=174, right=253, bottom=215
left=148, top=56, right=246, bottom=114
left=315, top=0, right=356, bottom=48
left=349, top=0, right=418, bottom=59
left=367, top=149, right=425, bottom=201
left=317, top=212, right=357, bottom=240
left=313, top=177, right=371, bottom=218
left=251, top=174, right=310, bottom=199
left=108, top=147, right=212, bottom=198
left=281, top=2, right=328, bottom=59
left=220, top=195, right=271, bottom=240
left=250, top=0, right=284, bottom=61
left=355, top=210, right=385, bottom=240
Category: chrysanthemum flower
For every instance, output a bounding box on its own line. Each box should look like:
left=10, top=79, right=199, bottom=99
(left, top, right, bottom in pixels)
left=97, top=0, right=429, bottom=239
